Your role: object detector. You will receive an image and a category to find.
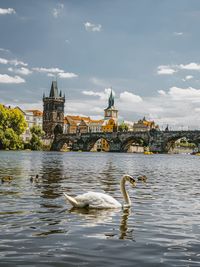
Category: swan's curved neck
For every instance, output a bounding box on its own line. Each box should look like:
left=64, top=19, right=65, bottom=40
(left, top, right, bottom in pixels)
left=120, top=176, right=131, bottom=207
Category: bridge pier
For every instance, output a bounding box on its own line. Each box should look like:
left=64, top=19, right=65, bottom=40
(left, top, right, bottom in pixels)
left=72, top=142, right=89, bottom=151
left=149, top=142, right=166, bottom=153
left=197, top=143, right=200, bottom=153
left=109, top=141, right=122, bottom=152
left=148, top=131, right=167, bottom=153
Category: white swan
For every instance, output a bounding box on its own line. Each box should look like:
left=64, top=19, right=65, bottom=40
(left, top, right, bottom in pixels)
left=63, top=174, right=136, bottom=209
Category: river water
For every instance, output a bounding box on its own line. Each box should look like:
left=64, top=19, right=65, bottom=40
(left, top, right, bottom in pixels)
left=0, top=151, right=200, bottom=266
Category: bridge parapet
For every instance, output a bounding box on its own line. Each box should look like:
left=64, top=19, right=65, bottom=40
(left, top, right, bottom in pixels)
left=51, top=130, right=200, bottom=152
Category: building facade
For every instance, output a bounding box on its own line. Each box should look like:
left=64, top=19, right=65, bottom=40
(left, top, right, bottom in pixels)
left=14, top=107, right=43, bottom=141
left=64, top=115, right=91, bottom=134
left=43, top=81, right=65, bottom=137
left=132, top=117, right=159, bottom=132
left=23, top=109, right=43, bottom=141
left=89, top=119, right=103, bottom=133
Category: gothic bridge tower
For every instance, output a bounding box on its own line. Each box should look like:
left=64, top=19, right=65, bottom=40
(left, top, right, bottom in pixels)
left=43, top=81, right=65, bottom=137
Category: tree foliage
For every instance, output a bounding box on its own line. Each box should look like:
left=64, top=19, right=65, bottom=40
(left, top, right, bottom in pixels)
left=118, top=121, right=129, bottom=132
left=0, top=104, right=27, bottom=150
left=28, top=125, right=45, bottom=150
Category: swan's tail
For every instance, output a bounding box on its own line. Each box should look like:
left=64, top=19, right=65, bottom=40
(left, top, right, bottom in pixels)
left=63, top=193, right=78, bottom=207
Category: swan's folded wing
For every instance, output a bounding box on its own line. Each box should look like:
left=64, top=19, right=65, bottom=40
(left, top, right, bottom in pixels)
left=75, top=191, right=121, bottom=209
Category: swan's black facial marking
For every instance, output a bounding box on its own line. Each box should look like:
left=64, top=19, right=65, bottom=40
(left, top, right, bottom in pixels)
left=128, top=176, right=136, bottom=187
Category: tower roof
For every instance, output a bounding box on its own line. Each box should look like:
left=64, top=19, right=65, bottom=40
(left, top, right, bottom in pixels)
left=49, top=81, right=59, bottom=98
left=107, top=88, right=114, bottom=109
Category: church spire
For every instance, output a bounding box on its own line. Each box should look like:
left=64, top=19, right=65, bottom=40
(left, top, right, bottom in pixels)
left=108, top=88, right=114, bottom=108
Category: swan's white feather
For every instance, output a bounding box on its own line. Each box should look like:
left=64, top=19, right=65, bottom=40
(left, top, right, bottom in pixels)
left=65, top=191, right=122, bottom=209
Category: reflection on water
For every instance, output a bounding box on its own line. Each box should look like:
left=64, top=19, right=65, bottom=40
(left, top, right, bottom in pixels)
left=119, top=208, right=133, bottom=240
left=68, top=207, right=133, bottom=241
left=0, top=151, right=200, bottom=266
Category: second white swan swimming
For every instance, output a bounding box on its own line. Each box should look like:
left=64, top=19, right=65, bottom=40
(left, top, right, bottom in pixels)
left=63, top=174, right=136, bottom=209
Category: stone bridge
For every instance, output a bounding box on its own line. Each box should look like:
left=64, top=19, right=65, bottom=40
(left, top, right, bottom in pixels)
left=51, top=130, right=200, bottom=153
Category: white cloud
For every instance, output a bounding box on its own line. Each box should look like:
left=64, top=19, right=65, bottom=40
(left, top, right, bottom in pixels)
left=174, top=32, right=183, bottom=36
left=65, top=106, right=78, bottom=112
left=84, top=22, right=102, bottom=32
left=158, top=90, right=166, bottom=96
left=9, top=59, right=27, bottom=66
left=91, top=107, right=102, bottom=113
left=0, top=74, right=25, bottom=83
left=0, top=8, right=16, bottom=15
left=157, top=62, right=200, bottom=79
left=82, top=88, right=112, bottom=100
left=52, top=3, right=64, bottom=18
left=32, top=67, right=64, bottom=73
left=157, top=65, right=177, bottom=75
left=167, top=86, right=200, bottom=102
left=82, top=90, right=102, bottom=97
left=0, top=58, right=8, bottom=64
left=58, top=72, right=78, bottom=79
left=8, top=67, right=32, bottom=75
left=90, top=77, right=108, bottom=87
left=90, top=115, right=104, bottom=120
left=14, top=101, right=43, bottom=111
left=47, top=73, right=55, bottom=77
left=119, top=91, right=143, bottom=103
left=185, top=75, right=193, bottom=80
left=0, top=57, right=27, bottom=66
left=158, top=62, right=200, bottom=74
left=33, top=66, right=77, bottom=78
left=179, top=62, right=200, bottom=70
left=182, top=75, right=193, bottom=82
left=0, top=48, right=10, bottom=53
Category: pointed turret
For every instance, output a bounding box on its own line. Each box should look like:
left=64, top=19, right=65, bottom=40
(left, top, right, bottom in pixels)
left=49, top=81, right=59, bottom=98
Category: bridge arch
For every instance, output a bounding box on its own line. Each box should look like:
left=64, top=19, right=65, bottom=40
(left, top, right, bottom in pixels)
left=86, top=136, right=111, bottom=151
left=54, top=124, right=63, bottom=135
left=121, top=136, right=148, bottom=152
left=51, top=136, right=74, bottom=151
left=163, top=132, right=199, bottom=153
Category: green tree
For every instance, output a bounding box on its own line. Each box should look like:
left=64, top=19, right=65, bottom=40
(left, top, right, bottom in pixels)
left=9, top=108, right=27, bottom=135
left=118, top=121, right=129, bottom=132
left=0, top=104, right=27, bottom=150
left=29, top=125, right=45, bottom=150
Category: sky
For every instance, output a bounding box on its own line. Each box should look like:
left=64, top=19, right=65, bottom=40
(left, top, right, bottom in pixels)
left=1, top=0, right=200, bottom=129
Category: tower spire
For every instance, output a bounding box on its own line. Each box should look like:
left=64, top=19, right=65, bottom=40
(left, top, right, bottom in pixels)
left=49, top=80, right=58, bottom=97
left=108, top=87, right=114, bottom=108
